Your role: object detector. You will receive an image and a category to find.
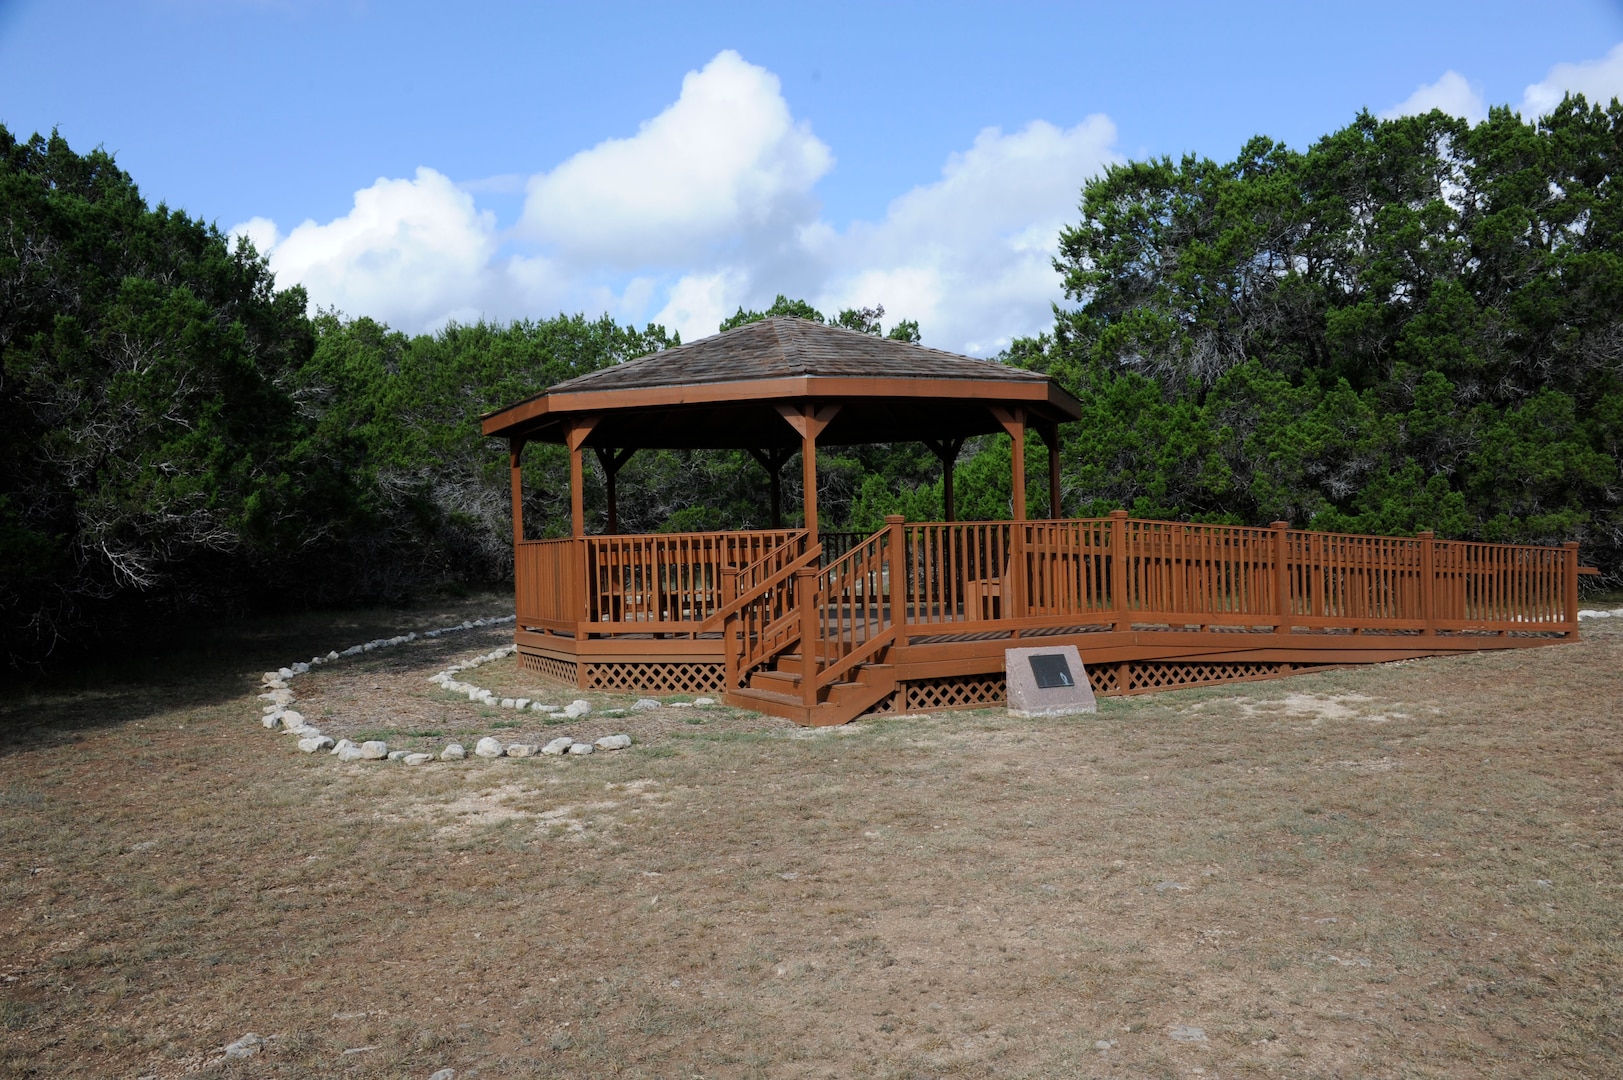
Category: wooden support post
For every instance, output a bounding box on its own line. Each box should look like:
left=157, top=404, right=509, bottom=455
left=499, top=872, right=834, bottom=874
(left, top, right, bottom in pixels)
left=1564, top=540, right=1580, bottom=637
left=508, top=437, right=526, bottom=546
left=886, top=514, right=906, bottom=642
left=1272, top=521, right=1293, bottom=635
left=748, top=447, right=795, bottom=529
left=592, top=447, right=636, bottom=535
left=564, top=417, right=599, bottom=539
left=775, top=404, right=840, bottom=548
left=1417, top=530, right=1436, bottom=637
left=1008, top=520, right=1026, bottom=635
left=1038, top=421, right=1061, bottom=519
left=990, top=406, right=1027, bottom=521
left=721, top=566, right=740, bottom=688
left=797, top=565, right=820, bottom=709
left=1110, top=509, right=1130, bottom=633
left=925, top=437, right=965, bottom=523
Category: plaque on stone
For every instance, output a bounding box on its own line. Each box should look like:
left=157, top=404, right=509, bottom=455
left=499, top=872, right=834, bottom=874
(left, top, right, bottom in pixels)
left=1005, top=645, right=1096, bottom=718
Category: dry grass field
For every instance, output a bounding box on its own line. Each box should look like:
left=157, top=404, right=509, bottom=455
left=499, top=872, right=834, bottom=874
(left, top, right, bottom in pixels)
left=2, top=593, right=1620, bottom=1079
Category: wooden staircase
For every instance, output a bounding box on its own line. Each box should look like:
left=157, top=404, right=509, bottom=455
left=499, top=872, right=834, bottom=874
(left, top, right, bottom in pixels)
left=730, top=653, right=898, bottom=726
left=720, top=520, right=904, bottom=727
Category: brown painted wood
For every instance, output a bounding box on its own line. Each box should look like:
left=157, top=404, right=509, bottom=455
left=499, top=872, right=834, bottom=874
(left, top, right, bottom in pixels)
left=509, top=438, right=526, bottom=546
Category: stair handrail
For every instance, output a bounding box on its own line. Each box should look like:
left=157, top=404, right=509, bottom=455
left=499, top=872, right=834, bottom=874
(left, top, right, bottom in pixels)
left=702, top=529, right=810, bottom=629
left=809, top=525, right=898, bottom=692
left=721, top=542, right=824, bottom=688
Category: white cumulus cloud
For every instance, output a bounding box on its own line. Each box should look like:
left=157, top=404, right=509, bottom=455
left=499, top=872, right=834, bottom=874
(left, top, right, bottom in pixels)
left=1522, top=41, right=1623, bottom=116
left=1381, top=70, right=1487, bottom=124
left=235, top=167, right=504, bottom=330
left=808, top=117, right=1120, bottom=355
left=521, top=50, right=832, bottom=267
left=231, top=50, right=1119, bottom=353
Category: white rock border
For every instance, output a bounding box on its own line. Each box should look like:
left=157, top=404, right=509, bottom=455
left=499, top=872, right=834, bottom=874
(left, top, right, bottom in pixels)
left=1577, top=606, right=1623, bottom=619
left=254, top=614, right=632, bottom=764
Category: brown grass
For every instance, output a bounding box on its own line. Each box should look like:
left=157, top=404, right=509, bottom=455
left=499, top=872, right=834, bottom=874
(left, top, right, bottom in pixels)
left=1, top=598, right=1619, bottom=1078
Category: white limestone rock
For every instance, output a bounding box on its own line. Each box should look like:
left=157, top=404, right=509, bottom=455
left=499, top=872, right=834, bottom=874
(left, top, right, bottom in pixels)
left=564, top=699, right=592, bottom=718
left=440, top=743, right=466, bottom=761
left=298, top=736, right=335, bottom=753
left=567, top=741, right=595, bottom=756
left=693, top=697, right=717, bottom=706
left=532, top=703, right=560, bottom=713
left=387, top=750, right=411, bottom=761
left=277, top=667, right=295, bottom=680
left=595, top=734, right=632, bottom=751
left=404, top=753, right=433, bottom=766
left=359, top=741, right=389, bottom=760
left=337, top=745, right=366, bottom=762
left=223, top=1033, right=264, bottom=1059
left=631, top=698, right=661, bottom=711
left=262, top=689, right=295, bottom=706
left=514, top=698, right=530, bottom=710
left=262, top=711, right=284, bottom=729
left=330, top=738, right=355, bottom=756
left=541, top=737, right=574, bottom=756
left=474, top=736, right=505, bottom=758
left=501, top=698, right=516, bottom=709
left=278, top=711, right=306, bottom=732
left=505, top=743, right=538, bottom=758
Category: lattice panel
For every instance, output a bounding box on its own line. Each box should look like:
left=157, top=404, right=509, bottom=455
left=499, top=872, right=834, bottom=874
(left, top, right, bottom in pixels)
left=861, top=689, right=902, bottom=716
left=519, top=651, right=579, bottom=687
left=905, top=675, right=1008, bottom=712
left=1087, top=665, right=1119, bottom=694
left=1124, top=661, right=1283, bottom=693
left=583, top=662, right=725, bottom=694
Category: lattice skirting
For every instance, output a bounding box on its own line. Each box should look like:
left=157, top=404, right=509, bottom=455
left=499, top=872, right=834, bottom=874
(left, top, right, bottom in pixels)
left=902, top=674, right=1008, bottom=712
left=866, top=659, right=1324, bottom=716
left=583, top=661, right=726, bottom=694
left=518, top=651, right=579, bottom=686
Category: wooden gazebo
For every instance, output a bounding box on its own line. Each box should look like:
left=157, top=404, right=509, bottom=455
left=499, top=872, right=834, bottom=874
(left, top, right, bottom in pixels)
left=483, top=317, right=1583, bottom=726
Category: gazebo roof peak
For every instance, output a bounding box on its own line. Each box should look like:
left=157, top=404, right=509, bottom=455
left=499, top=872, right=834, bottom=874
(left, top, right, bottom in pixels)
left=544, top=315, right=1050, bottom=395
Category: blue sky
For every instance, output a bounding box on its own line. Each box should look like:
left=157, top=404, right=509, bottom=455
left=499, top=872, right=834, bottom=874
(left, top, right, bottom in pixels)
left=3, top=1, right=1622, bottom=353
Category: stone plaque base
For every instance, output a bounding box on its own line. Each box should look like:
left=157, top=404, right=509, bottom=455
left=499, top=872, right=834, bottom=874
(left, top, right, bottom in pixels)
left=1005, top=645, right=1097, bottom=718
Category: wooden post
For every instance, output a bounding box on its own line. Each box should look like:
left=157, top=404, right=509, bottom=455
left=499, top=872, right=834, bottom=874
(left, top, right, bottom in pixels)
left=925, top=437, right=964, bottom=522
left=989, top=406, right=1027, bottom=521
left=564, top=417, right=598, bottom=539
left=1110, top=509, right=1130, bottom=633
left=1563, top=540, right=1580, bottom=637
left=1010, top=421, right=1026, bottom=521
left=886, top=514, right=906, bottom=642
left=775, top=404, right=839, bottom=547
left=508, top=437, right=526, bottom=546
left=721, top=565, right=740, bottom=689
left=1038, top=421, right=1061, bottom=519
left=593, top=447, right=636, bottom=534
left=569, top=444, right=584, bottom=538
left=1008, top=520, right=1026, bottom=634
left=801, top=429, right=818, bottom=546
left=1272, top=521, right=1293, bottom=635
left=797, top=565, right=820, bottom=709
left=1417, top=530, right=1436, bottom=636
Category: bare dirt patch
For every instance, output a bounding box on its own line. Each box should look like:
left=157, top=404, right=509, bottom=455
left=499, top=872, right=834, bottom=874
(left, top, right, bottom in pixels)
left=1, top=613, right=1619, bottom=1078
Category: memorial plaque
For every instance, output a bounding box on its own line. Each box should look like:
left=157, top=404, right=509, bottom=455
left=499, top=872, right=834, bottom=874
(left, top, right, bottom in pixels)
left=1005, top=644, right=1096, bottom=718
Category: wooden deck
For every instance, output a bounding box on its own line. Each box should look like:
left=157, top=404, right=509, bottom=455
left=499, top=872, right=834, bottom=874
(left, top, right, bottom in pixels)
left=511, top=513, right=1583, bottom=725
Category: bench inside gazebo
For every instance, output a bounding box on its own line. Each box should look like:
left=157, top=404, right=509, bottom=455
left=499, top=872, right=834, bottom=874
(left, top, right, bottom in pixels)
left=482, top=316, right=1584, bottom=726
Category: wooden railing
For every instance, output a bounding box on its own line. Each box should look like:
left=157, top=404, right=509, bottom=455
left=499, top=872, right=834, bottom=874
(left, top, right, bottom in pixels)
left=819, top=530, right=866, bottom=566
left=722, top=543, right=822, bottom=689
left=805, top=523, right=901, bottom=699
left=581, top=529, right=801, bottom=628
left=892, top=513, right=1579, bottom=635
left=515, top=538, right=582, bottom=631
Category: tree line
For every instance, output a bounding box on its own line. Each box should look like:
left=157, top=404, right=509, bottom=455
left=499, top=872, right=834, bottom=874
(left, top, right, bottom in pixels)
left=2, top=97, right=1618, bottom=667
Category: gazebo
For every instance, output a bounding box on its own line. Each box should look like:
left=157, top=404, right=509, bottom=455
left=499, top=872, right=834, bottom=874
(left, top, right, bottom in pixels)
left=483, top=317, right=1582, bottom=726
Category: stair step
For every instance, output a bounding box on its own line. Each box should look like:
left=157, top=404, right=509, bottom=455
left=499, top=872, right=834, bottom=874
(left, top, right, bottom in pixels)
left=750, top=669, right=801, bottom=690
left=729, top=686, right=806, bottom=708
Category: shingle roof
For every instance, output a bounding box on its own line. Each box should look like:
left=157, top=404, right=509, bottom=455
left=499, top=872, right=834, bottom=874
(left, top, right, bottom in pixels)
left=544, top=316, right=1049, bottom=394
